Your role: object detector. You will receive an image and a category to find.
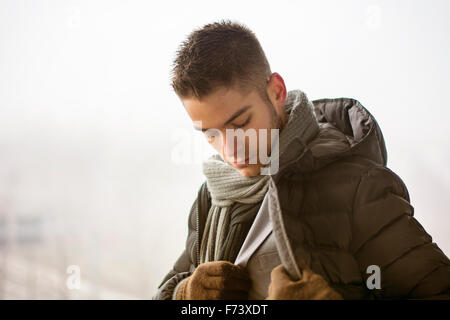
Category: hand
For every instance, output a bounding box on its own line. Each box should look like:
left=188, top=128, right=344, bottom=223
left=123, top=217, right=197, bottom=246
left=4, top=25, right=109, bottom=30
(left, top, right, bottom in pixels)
left=267, top=264, right=343, bottom=300
left=175, top=260, right=251, bottom=300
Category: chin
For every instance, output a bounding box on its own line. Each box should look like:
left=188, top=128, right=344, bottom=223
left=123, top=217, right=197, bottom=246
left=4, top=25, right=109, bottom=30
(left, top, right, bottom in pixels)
left=236, top=165, right=261, bottom=177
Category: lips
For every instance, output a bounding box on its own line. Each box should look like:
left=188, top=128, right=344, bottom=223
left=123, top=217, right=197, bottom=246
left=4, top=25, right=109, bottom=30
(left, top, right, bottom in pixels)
left=230, top=157, right=250, bottom=167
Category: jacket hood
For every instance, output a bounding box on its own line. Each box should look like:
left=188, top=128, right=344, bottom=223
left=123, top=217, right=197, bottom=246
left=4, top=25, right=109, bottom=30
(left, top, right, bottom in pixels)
left=311, top=96, right=387, bottom=167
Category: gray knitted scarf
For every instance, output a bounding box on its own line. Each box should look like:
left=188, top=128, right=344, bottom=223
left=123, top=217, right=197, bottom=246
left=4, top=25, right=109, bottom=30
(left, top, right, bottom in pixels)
left=200, top=89, right=320, bottom=264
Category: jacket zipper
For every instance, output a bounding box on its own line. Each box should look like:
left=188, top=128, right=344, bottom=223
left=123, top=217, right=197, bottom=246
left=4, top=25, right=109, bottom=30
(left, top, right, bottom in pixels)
left=196, top=202, right=200, bottom=267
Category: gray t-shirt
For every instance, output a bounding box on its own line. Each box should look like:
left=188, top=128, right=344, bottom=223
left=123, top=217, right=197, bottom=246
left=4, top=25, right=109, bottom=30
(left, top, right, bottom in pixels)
left=234, top=192, right=281, bottom=299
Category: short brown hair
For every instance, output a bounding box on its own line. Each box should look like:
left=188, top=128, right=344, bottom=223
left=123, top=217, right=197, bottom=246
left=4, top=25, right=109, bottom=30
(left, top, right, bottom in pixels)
left=170, top=19, right=272, bottom=101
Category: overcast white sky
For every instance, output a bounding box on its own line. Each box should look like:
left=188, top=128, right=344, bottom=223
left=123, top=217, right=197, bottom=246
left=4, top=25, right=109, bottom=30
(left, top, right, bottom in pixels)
left=0, top=0, right=449, bottom=298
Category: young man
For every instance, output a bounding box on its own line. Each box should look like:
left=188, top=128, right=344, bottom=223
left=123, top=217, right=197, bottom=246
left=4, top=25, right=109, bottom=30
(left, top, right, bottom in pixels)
left=153, top=20, right=450, bottom=300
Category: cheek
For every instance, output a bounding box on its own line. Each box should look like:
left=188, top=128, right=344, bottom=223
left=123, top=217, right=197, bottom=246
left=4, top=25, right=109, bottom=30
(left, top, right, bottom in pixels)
left=255, top=127, right=273, bottom=152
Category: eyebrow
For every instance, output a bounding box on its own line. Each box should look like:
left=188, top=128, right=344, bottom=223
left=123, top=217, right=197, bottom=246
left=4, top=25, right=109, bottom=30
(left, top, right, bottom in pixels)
left=194, top=105, right=252, bottom=132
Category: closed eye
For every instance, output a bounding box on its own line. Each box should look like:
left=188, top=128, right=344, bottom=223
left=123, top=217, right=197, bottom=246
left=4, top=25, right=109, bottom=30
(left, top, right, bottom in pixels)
left=233, top=115, right=252, bottom=128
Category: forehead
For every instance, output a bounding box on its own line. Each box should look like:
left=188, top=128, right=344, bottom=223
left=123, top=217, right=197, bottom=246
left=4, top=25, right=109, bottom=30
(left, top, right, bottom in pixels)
left=182, top=87, right=257, bottom=129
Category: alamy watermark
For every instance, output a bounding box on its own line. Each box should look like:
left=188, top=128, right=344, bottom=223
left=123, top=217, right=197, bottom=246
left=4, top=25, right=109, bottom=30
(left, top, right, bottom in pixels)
left=366, top=265, right=381, bottom=290
left=66, top=264, right=81, bottom=290
left=171, top=121, right=280, bottom=175
left=366, top=4, right=382, bottom=30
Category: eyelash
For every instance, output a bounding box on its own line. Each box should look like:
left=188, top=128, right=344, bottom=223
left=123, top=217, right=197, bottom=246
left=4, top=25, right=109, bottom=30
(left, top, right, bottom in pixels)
left=204, top=115, right=252, bottom=143
left=233, top=115, right=251, bottom=128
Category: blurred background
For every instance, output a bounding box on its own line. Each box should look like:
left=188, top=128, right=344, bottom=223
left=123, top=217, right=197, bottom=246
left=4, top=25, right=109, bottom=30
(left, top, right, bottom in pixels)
left=0, top=0, right=449, bottom=299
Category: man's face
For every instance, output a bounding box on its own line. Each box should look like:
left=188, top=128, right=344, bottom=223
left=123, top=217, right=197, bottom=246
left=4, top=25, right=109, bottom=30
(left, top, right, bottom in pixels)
left=182, top=78, right=287, bottom=177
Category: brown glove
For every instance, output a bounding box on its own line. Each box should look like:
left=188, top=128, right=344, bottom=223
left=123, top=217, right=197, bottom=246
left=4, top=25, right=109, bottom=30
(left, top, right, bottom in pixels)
left=175, top=260, right=251, bottom=300
left=267, top=264, right=343, bottom=300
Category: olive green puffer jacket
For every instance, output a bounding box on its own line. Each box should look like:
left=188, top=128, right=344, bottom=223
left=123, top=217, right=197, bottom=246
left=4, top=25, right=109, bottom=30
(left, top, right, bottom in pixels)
left=154, top=96, right=450, bottom=300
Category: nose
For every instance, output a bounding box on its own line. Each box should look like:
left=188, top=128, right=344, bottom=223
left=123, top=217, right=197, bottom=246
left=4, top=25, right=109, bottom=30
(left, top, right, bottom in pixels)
left=221, top=130, right=246, bottom=162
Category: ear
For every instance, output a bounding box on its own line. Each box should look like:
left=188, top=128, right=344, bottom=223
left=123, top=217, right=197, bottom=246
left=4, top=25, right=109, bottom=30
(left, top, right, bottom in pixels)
left=266, top=73, right=287, bottom=121
left=267, top=73, right=286, bottom=102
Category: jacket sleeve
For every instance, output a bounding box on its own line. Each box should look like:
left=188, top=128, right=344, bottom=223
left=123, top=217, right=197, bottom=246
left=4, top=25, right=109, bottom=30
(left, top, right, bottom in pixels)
left=152, top=251, right=193, bottom=300
left=350, top=166, right=450, bottom=299
left=152, top=184, right=204, bottom=300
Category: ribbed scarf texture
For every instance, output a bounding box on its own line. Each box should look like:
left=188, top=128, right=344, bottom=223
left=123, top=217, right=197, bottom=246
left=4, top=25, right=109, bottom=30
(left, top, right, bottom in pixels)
left=200, top=89, right=320, bottom=264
